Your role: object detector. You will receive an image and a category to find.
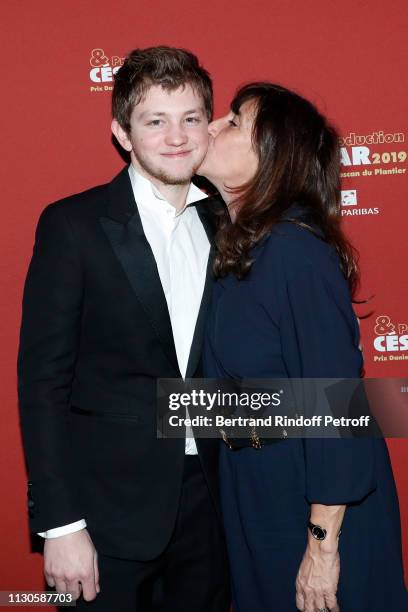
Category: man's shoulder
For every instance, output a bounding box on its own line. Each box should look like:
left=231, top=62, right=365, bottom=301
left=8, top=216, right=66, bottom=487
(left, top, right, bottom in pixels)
left=41, top=181, right=110, bottom=222
left=40, top=166, right=130, bottom=223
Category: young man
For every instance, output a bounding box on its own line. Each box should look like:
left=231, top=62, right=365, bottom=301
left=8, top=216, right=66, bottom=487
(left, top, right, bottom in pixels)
left=18, top=46, right=229, bottom=611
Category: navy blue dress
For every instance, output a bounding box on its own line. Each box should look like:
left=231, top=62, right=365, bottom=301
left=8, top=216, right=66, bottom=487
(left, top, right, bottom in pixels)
left=203, top=217, right=407, bottom=611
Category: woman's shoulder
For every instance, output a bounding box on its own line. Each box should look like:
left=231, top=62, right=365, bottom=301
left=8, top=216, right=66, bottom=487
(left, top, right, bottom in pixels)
left=253, top=221, right=355, bottom=311
left=256, top=220, right=356, bottom=324
left=259, top=219, right=337, bottom=275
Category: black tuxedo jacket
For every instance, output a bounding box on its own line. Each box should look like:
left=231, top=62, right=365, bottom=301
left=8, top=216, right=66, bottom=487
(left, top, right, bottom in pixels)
left=17, top=166, right=221, bottom=560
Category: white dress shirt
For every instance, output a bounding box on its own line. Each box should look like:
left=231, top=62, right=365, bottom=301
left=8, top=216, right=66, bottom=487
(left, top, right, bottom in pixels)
left=38, top=166, right=210, bottom=538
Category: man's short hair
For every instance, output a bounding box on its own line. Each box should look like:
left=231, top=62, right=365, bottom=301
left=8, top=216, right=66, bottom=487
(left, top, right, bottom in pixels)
left=112, top=46, right=213, bottom=132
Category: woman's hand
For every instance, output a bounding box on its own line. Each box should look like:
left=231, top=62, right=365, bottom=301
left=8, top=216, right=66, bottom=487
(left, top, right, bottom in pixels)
left=296, top=503, right=345, bottom=611
left=295, top=540, right=340, bottom=612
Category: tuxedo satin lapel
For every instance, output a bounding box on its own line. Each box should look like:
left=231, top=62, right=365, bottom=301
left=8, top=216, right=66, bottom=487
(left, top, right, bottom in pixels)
left=185, top=197, right=220, bottom=378
left=100, top=167, right=180, bottom=374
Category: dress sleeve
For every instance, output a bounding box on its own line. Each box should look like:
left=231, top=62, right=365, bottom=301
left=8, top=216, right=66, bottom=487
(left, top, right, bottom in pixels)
left=280, top=260, right=377, bottom=505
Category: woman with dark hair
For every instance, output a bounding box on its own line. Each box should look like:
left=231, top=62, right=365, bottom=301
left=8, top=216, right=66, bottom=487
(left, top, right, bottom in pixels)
left=197, top=83, right=407, bottom=611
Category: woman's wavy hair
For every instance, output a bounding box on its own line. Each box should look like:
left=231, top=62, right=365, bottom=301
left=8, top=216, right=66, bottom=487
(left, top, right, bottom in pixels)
left=214, top=82, right=359, bottom=297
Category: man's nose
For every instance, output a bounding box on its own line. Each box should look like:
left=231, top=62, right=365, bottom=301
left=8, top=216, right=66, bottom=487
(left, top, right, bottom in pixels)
left=165, top=123, right=188, bottom=146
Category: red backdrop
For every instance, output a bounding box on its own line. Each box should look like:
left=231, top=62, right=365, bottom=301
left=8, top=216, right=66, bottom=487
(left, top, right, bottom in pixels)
left=1, top=0, right=406, bottom=606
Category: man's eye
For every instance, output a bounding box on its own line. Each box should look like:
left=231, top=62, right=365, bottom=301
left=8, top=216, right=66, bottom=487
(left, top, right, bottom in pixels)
left=185, top=116, right=201, bottom=124
left=148, top=119, right=163, bottom=126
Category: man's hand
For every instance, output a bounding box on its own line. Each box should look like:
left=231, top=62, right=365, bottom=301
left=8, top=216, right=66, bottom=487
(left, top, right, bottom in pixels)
left=295, top=542, right=340, bottom=612
left=44, top=528, right=100, bottom=601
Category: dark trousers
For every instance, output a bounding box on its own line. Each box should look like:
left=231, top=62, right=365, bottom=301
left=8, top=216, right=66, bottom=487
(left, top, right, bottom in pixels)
left=68, top=456, right=230, bottom=612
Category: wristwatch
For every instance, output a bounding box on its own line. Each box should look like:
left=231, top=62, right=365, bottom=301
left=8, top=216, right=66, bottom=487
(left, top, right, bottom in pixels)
left=308, top=520, right=342, bottom=540
left=308, top=520, right=327, bottom=540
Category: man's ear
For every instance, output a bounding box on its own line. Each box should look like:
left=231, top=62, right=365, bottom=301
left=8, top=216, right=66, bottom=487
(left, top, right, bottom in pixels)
left=111, top=119, right=132, bottom=152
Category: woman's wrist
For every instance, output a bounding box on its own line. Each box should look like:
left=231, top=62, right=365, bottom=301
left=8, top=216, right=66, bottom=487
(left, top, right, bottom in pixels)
left=308, top=503, right=345, bottom=554
left=307, top=531, right=339, bottom=555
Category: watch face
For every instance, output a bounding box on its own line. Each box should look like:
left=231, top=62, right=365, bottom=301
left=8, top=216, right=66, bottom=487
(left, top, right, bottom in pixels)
left=312, top=525, right=326, bottom=540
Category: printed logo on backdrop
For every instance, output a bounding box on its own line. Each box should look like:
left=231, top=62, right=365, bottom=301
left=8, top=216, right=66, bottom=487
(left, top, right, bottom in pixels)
left=340, top=189, right=379, bottom=217
left=373, top=316, right=408, bottom=363
left=89, top=49, right=124, bottom=93
left=340, top=130, right=407, bottom=178
left=339, top=129, right=407, bottom=218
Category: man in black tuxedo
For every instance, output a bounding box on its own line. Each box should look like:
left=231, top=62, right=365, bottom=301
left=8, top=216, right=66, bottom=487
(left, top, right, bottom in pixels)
left=17, top=46, right=229, bottom=611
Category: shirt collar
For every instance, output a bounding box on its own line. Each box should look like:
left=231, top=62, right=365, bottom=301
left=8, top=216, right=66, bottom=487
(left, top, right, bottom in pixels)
left=128, top=164, right=207, bottom=217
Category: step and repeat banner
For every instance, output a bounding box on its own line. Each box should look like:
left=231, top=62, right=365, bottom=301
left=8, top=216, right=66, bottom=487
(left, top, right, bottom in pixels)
left=1, top=0, right=406, bottom=604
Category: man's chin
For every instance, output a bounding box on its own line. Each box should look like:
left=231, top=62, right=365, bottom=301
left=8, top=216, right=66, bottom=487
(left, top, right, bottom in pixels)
left=161, top=169, right=195, bottom=185
left=133, top=155, right=196, bottom=186
left=160, top=163, right=208, bottom=185
left=146, top=167, right=191, bottom=186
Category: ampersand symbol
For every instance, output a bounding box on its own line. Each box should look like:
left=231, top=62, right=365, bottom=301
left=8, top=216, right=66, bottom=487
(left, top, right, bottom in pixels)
left=90, top=48, right=109, bottom=68
left=374, top=315, right=395, bottom=335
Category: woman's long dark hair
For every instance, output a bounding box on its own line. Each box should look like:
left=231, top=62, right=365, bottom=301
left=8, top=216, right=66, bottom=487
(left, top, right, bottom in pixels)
left=214, top=82, right=359, bottom=298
